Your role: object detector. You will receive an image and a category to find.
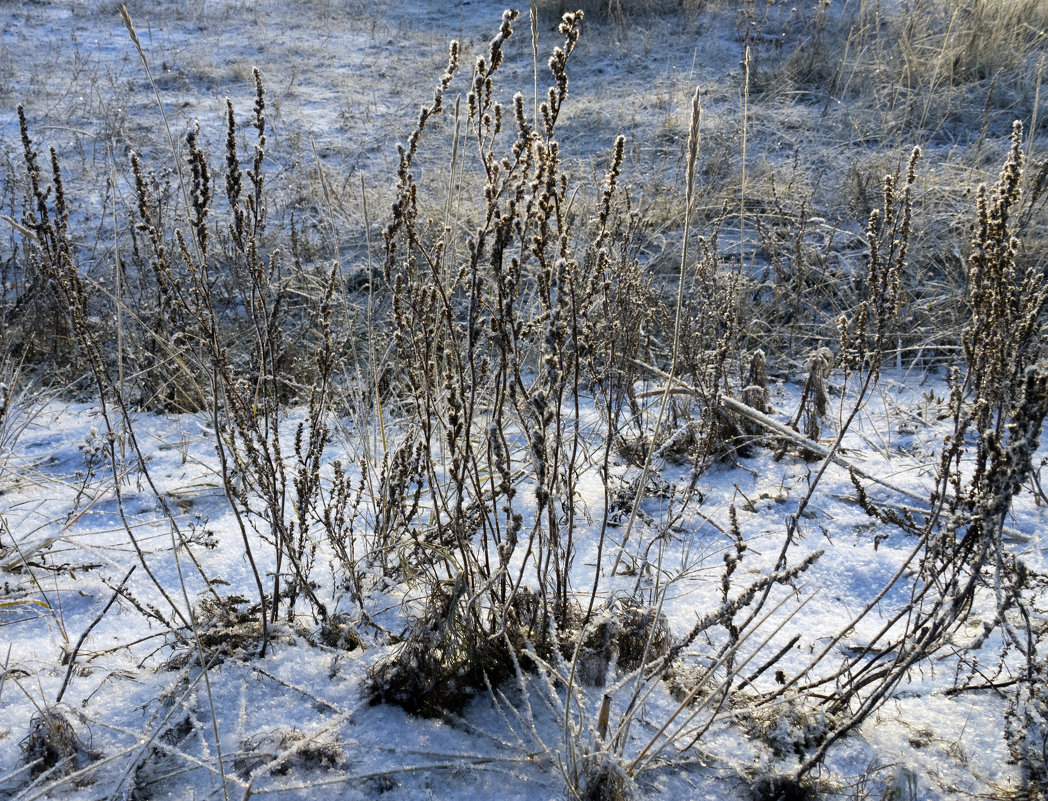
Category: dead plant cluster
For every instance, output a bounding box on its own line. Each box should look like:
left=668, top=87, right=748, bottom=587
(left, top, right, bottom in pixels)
left=1, top=3, right=1046, bottom=801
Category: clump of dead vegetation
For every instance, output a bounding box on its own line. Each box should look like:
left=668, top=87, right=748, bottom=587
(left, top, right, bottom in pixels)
left=20, top=709, right=100, bottom=782
left=1, top=2, right=1046, bottom=800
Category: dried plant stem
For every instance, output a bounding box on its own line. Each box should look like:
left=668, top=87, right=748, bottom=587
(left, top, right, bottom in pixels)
left=0, top=643, right=10, bottom=708
left=209, top=401, right=269, bottom=656
left=167, top=520, right=230, bottom=801
left=741, top=45, right=749, bottom=269
left=119, top=5, right=201, bottom=262
left=632, top=359, right=932, bottom=506
left=108, top=146, right=125, bottom=450
left=531, top=3, right=540, bottom=136
left=629, top=587, right=817, bottom=776
left=610, top=88, right=701, bottom=576
left=55, top=566, right=135, bottom=705
left=1028, top=55, right=1044, bottom=190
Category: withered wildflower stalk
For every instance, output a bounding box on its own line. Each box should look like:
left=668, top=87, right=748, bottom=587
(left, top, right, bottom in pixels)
left=124, top=67, right=341, bottom=649
left=610, top=88, right=701, bottom=577
left=184, top=70, right=333, bottom=630
left=369, top=9, right=665, bottom=715
left=16, top=108, right=196, bottom=635
left=781, top=146, right=921, bottom=550
left=786, top=125, right=1048, bottom=782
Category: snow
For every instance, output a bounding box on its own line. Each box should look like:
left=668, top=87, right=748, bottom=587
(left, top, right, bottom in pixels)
left=2, top=367, right=1042, bottom=798
left=1, top=1, right=1046, bottom=799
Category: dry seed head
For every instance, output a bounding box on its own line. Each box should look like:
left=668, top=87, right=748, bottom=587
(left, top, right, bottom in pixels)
left=598, top=135, right=626, bottom=230
left=906, top=145, right=921, bottom=184
left=440, top=41, right=460, bottom=104
left=489, top=10, right=518, bottom=73
left=186, top=124, right=211, bottom=256
left=881, top=173, right=895, bottom=227
left=559, top=10, right=582, bottom=46
left=49, top=147, right=68, bottom=229
left=119, top=5, right=141, bottom=48
left=513, top=92, right=532, bottom=143
left=541, top=94, right=554, bottom=137
left=225, top=100, right=244, bottom=238
left=17, top=106, right=51, bottom=230
left=685, top=88, right=702, bottom=204
left=252, top=68, right=266, bottom=134
left=175, top=228, right=193, bottom=267
left=549, top=48, right=568, bottom=95
left=994, top=121, right=1024, bottom=227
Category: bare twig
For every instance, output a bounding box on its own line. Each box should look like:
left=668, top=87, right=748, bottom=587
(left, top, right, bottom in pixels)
left=55, top=566, right=136, bottom=705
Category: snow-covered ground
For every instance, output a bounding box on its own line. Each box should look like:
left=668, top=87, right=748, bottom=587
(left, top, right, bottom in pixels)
left=3, top=368, right=1044, bottom=799
left=1, top=2, right=1046, bottom=800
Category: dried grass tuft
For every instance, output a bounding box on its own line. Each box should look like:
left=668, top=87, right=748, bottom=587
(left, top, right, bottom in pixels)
left=163, top=595, right=269, bottom=669
left=570, top=603, right=671, bottom=686
left=579, top=761, right=631, bottom=801
left=234, top=727, right=344, bottom=778
left=20, top=708, right=99, bottom=780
